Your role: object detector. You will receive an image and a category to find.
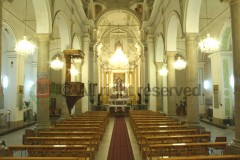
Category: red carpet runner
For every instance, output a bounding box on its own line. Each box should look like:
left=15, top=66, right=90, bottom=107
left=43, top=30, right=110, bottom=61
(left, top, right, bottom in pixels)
left=107, top=117, right=135, bottom=160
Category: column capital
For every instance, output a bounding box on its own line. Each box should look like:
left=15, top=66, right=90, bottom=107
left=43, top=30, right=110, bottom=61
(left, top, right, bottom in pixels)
left=198, top=61, right=205, bottom=67
left=32, top=62, right=38, bottom=67
left=219, top=0, right=231, bottom=3
left=155, top=62, right=163, bottom=70
left=230, top=0, right=240, bottom=5
left=166, top=51, right=177, bottom=57
left=185, top=33, right=198, bottom=41
left=83, top=33, right=91, bottom=42
left=146, top=34, right=154, bottom=43
left=35, top=34, right=50, bottom=42
left=6, top=51, right=17, bottom=58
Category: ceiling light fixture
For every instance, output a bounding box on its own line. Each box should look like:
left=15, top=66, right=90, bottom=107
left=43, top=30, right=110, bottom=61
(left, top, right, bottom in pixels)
left=159, top=64, right=168, bottom=76
left=15, top=0, right=35, bottom=56
left=50, top=56, right=64, bottom=70
left=198, top=0, right=220, bottom=53
left=173, top=57, right=187, bottom=70
left=109, top=41, right=128, bottom=67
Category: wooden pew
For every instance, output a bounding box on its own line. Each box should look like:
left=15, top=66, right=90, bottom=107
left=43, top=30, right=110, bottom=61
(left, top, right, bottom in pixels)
left=135, top=122, right=181, bottom=126
left=38, top=131, right=100, bottom=138
left=8, top=145, right=92, bottom=159
left=26, top=136, right=97, bottom=149
left=136, top=129, right=197, bottom=147
left=55, top=124, right=101, bottom=128
left=145, top=134, right=210, bottom=144
left=61, top=121, right=104, bottom=124
left=0, top=158, right=83, bottom=160
left=137, top=125, right=188, bottom=131
left=139, top=134, right=210, bottom=153
left=148, top=155, right=240, bottom=160
left=145, top=142, right=227, bottom=160
left=50, top=127, right=100, bottom=132
left=59, top=120, right=107, bottom=132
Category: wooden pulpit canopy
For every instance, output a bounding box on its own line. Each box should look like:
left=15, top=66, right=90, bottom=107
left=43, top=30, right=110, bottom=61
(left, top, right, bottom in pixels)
left=63, top=50, right=85, bottom=114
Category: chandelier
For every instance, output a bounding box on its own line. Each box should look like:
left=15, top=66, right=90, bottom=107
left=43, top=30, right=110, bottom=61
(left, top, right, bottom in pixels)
left=199, top=34, right=220, bottom=53
left=50, top=56, right=64, bottom=70
left=198, top=0, right=220, bottom=53
left=159, top=64, right=168, bottom=76
left=109, top=41, right=128, bottom=67
left=15, top=36, right=35, bottom=56
left=173, top=57, right=187, bottom=70
left=15, top=0, right=35, bottom=56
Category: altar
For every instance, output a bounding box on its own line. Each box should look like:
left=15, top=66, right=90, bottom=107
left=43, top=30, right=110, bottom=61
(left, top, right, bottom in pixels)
left=109, top=97, right=130, bottom=116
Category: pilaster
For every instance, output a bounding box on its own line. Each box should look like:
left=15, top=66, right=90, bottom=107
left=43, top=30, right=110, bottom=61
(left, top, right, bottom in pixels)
left=166, top=51, right=177, bottom=115
left=146, top=35, right=157, bottom=111
left=156, top=62, right=164, bottom=112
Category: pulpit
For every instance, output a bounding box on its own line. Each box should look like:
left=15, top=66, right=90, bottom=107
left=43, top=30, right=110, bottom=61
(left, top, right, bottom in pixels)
left=63, top=50, right=85, bottom=114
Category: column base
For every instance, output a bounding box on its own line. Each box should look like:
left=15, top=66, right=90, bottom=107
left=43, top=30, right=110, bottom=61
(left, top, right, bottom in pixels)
left=35, top=123, right=51, bottom=130
left=186, top=121, right=205, bottom=133
left=167, top=114, right=180, bottom=121
left=225, top=138, right=240, bottom=155
left=73, top=112, right=82, bottom=116
left=59, top=114, right=71, bottom=121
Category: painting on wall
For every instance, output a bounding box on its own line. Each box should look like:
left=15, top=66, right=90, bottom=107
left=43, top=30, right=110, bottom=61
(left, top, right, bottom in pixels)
left=213, top=85, right=219, bottom=109
left=18, top=93, right=23, bottom=110
left=113, top=73, right=125, bottom=84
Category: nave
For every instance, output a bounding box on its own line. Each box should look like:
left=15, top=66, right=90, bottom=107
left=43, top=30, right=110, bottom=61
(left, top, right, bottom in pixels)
left=0, top=110, right=238, bottom=160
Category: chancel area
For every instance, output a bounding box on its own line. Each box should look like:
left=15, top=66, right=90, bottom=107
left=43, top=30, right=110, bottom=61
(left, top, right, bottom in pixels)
left=1, top=0, right=240, bottom=159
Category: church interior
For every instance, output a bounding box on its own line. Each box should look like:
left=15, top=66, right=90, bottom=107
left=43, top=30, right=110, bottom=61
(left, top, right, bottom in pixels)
left=1, top=0, right=240, bottom=159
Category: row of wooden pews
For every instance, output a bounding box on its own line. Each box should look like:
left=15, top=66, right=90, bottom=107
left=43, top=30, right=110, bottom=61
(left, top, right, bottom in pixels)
left=5, top=111, right=109, bottom=160
left=129, top=110, right=240, bottom=160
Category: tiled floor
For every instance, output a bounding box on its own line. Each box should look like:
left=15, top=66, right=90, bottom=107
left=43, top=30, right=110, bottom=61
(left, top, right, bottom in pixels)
left=0, top=117, right=236, bottom=160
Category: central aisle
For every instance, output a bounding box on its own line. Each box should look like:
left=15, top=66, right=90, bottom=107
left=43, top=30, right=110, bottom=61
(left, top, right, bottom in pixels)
left=107, top=117, right=135, bottom=160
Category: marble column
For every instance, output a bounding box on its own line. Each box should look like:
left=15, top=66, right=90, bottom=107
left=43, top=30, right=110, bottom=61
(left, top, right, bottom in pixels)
left=93, top=43, right=99, bottom=106
left=88, top=44, right=95, bottom=110
left=226, top=0, right=240, bottom=154
left=35, top=34, right=51, bottom=129
left=185, top=33, right=200, bottom=127
left=156, top=62, right=163, bottom=112
left=81, top=33, right=90, bottom=112
left=31, top=62, right=38, bottom=114
left=166, top=51, right=177, bottom=115
left=147, top=35, right=157, bottom=111
left=140, top=52, right=146, bottom=104
left=0, top=1, right=3, bottom=110
left=198, top=61, right=205, bottom=111
left=74, top=62, right=82, bottom=115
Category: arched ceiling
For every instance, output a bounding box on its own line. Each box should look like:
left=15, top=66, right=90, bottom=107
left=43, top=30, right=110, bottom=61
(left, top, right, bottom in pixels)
left=96, top=10, right=141, bottom=70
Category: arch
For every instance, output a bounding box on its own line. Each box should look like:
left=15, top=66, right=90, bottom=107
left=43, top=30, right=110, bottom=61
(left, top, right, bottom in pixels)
left=72, top=34, right=82, bottom=50
left=155, top=33, right=164, bottom=62
left=2, top=22, right=17, bottom=51
left=95, top=8, right=141, bottom=25
left=166, top=11, right=181, bottom=51
left=218, top=20, right=232, bottom=51
left=53, top=11, right=71, bottom=52
left=101, top=27, right=136, bottom=40
left=96, top=9, right=141, bottom=40
left=184, top=0, right=202, bottom=33
left=32, top=0, right=52, bottom=34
